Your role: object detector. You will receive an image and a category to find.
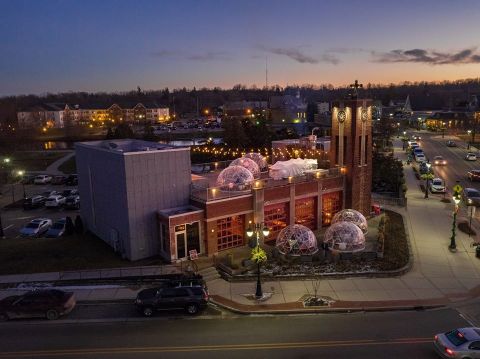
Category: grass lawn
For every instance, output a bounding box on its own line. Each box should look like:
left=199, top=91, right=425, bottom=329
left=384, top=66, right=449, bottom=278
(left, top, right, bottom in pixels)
left=0, top=232, right=162, bottom=275
left=9, top=152, right=68, bottom=172
left=58, top=155, right=77, bottom=174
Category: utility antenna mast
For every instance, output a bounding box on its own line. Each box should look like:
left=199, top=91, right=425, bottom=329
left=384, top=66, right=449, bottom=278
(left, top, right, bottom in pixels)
left=265, top=56, right=268, bottom=89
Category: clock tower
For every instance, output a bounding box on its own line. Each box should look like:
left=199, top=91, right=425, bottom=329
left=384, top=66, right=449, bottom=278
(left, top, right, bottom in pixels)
left=330, top=81, right=372, bottom=216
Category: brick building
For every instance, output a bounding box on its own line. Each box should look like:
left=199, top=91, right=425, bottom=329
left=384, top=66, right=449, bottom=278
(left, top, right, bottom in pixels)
left=76, top=96, right=373, bottom=262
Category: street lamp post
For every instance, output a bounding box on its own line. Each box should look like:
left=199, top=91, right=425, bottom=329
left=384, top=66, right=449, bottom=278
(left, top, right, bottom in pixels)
left=442, top=122, right=446, bottom=138
left=17, top=170, right=25, bottom=199
left=246, top=223, right=270, bottom=299
left=397, top=122, right=400, bottom=138
left=450, top=196, right=461, bottom=252
left=468, top=130, right=472, bottom=150
left=424, top=162, right=432, bottom=199
left=402, top=131, right=407, bottom=150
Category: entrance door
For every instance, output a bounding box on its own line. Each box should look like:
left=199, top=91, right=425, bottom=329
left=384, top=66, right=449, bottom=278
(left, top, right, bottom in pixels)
left=186, top=222, right=200, bottom=254
left=176, top=233, right=186, bottom=260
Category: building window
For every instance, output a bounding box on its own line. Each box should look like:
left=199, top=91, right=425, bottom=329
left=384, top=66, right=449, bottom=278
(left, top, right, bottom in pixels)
left=216, top=215, right=244, bottom=251
left=295, top=197, right=316, bottom=230
left=322, top=191, right=342, bottom=226
left=264, top=203, right=289, bottom=243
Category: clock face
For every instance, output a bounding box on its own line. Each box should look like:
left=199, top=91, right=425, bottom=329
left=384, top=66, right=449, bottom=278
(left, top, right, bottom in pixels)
left=361, top=110, right=368, bottom=122
left=337, top=110, right=346, bottom=123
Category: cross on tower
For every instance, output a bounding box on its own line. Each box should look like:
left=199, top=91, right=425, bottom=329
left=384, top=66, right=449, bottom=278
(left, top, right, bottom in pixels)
left=349, top=80, right=363, bottom=99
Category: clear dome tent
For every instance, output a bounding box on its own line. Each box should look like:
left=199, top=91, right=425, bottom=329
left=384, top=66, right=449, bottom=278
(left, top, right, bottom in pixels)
left=275, top=224, right=319, bottom=256
left=244, top=152, right=268, bottom=171
left=323, top=221, right=365, bottom=253
left=216, top=165, right=254, bottom=191
left=331, top=209, right=368, bottom=234
left=229, top=157, right=260, bottom=177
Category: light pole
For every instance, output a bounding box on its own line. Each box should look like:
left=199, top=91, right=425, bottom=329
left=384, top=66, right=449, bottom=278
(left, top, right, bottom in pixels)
left=468, top=130, right=472, bottom=150
left=397, top=122, right=400, bottom=138
left=450, top=196, right=461, bottom=252
left=402, top=131, right=407, bottom=150
left=424, top=162, right=432, bottom=199
left=246, top=223, right=270, bottom=299
left=442, top=122, right=446, bottom=138
left=17, top=170, right=25, bottom=199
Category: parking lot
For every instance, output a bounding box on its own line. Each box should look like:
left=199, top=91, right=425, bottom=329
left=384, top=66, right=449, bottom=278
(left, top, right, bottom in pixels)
left=1, top=182, right=80, bottom=239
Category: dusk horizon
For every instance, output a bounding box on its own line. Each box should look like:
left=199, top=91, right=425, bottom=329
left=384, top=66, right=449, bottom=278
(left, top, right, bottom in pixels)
left=2, top=0, right=480, bottom=96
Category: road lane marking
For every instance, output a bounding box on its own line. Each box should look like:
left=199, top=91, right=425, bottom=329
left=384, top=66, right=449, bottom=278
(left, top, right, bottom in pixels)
left=0, top=337, right=433, bottom=357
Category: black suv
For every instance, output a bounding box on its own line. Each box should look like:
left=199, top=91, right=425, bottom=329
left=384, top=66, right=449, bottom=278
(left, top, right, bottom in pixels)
left=135, top=285, right=208, bottom=316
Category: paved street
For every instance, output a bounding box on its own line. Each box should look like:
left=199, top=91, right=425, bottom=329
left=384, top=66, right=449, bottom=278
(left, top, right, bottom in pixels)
left=0, top=308, right=469, bottom=358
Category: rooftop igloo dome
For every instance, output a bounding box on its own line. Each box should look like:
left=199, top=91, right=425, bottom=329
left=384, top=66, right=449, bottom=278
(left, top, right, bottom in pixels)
left=216, top=165, right=254, bottom=191
left=244, top=152, right=268, bottom=171
left=332, top=209, right=368, bottom=234
left=229, top=157, right=260, bottom=177
left=324, top=221, right=365, bottom=252
left=275, top=224, right=318, bottom=256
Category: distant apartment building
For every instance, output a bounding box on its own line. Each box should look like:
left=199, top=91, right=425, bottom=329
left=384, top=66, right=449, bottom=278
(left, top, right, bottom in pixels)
left=270, top=91, right=307, bottom=124
left=425, top=111, right=473, bottom=130
left=17, top=102, right=169, bottom=129
left=223, top=101, right=268, bottom=119
left=317, top=102, right=330, bottom=114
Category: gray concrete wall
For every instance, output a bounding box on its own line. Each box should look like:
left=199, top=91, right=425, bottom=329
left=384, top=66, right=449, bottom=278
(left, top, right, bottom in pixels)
left=76, top=145, right=131, bottom=258
left=76, top=143, right=191, bottom=261
left=124, top=149, right=191, bottom=260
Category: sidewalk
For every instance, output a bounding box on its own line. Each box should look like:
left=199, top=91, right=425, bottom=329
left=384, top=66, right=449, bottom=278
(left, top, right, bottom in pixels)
left=1, top=139, right=480, bottom=315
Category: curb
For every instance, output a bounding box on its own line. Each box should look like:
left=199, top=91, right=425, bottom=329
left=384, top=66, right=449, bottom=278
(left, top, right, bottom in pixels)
left=209, top=297, right=445, bottom=315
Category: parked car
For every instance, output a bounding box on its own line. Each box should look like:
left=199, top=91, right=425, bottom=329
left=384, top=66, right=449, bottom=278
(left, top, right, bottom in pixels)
left=468, top=170, right=480, bottom=182
left=64, top=195, right=80, bottom=210
left=446, top=140, right=457, bottom=147
left=65, top=174, right=78, bottom=186
left=135, top=285, right=209, bottom=316
left=21, top=175, right=36, bottom=184
left=19, top=218, right=52, bottom=237
left=51, top=175, right=67, bottom=185
left=34, top=175, right=52, bottom=184
left=41, top=190, right=59, bottom=198
left=433, top=156, right=447, bottom=166
left=430, top=178, right=446, bottom=193
left=434, top=327, right=480, bottom=359
left=413, top=148, right=424, bottom=156
left=45, top=218, right=66, bottom=238
left=45, top=195, right=66, bottom=208
left=415, top=153, right=426, bottom=162
left=409, top=142, right=419, bottom=149
left=465, top=152, right=477, bottom=161
left=0, top=289, right=76, bottom=321
left=61, top=189, right=78, bottom=198
left=463, top=188, right=480, bottom=207
left=23, top=195, right=46, bottom=210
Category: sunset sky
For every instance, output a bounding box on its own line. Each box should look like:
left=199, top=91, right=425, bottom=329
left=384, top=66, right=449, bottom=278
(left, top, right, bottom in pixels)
left=2, top=0, right=480, bottom=95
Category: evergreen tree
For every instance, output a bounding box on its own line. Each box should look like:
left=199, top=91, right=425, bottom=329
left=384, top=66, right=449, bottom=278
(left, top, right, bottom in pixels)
left=74, top=215, right=84, bottom=234
left=65, top=216, right=75, bottom=235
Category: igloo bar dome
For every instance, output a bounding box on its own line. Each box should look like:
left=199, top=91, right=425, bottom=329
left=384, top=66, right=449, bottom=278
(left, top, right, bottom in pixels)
left=323, top=221, right=365, bottom=253
left=331, top=209, right=368, bottom=234
left=275, top=224, right=318, bottom=256
left=216, top=165, right=254, bottom=191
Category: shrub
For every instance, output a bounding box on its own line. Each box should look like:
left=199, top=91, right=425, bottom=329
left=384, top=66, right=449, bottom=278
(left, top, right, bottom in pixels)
left=377, top=211, right=409, bottom=270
